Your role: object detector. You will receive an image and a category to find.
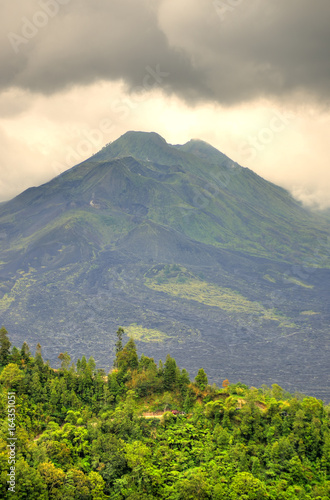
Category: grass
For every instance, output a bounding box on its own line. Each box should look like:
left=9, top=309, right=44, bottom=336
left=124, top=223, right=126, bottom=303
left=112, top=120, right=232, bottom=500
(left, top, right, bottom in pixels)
left=145, top=265, right=295, bottom=328
left=5, top=208, right=135, bottom=255
left=263, top=274, right=276, bottom=283
left=0, top=270, right=39, bottom=312
left=283, top=277, right=314, bottom=289
left=123, top=323, right=170, bottom=342
left=0, top=293, right=15, bottom=312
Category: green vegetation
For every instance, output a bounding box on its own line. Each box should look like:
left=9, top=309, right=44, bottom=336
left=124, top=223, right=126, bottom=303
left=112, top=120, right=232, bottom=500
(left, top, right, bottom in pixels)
left=1, top=326, right=330, bottom=499
left=263, top=275, right=276, bottom=283
left=0, top=131, right=329, bottom=400
left=1, top=132, right=330, bottom=272
left=283, top=277, right=314, bottom=289
left=145, top=265, right=296, bottom=328
left=123, top=324, right=170, bottom=342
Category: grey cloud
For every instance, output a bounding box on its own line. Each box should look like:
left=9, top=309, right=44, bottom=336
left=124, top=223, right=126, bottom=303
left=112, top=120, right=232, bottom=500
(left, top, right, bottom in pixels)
left=1, top=0, right=211, bottom=101
left=1, top=0, right=330, bottom=106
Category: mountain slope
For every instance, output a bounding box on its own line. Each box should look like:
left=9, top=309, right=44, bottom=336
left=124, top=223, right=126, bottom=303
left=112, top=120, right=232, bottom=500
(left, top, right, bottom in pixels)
left=0, top=131, right=329, bottom=400
left=1, top=133, right=328, bottom=265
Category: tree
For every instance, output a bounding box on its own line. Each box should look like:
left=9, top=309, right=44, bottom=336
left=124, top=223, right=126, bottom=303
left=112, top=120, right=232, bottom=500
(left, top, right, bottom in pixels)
left=164, top=354, right=177, bottom=390
left=35, top=342, right=44, bottom=370
left=0, top=326, right=11, bottom=365
left=36, top=342, right=42, bottom=356
left=222, top=379, right=230, bottom=389
left=58, top=351, right=71, bottom=371
left=65, top=468, right=90, bottom=497
left=125, top=440, right=151, bottom=481
left=108, top=371, right=121, bottom=399
left=11, top=346, right=21, bottom=364
left=176, top=469, right=210, bottom=499
left=38, top=462, right=66, bottom=496
left=21, top=341, right=31, bottom=363
left=271, top=383, right=284, bottom=400
left=30, top=371, right=44, bottom=402
left=195, top=368, right=208, bottom=390
left=114, top=327, right=124, bottom=366
left=230, top=472, right=269, bottom=499
left=322, top=431, right=330, bottom=472
left=0, top=363, right=24, bottom=388
left=87, top=356, right=96, bottom=375
left=88, top=471, right=107, bottom=500
left=116, top=337, right=138, bottom=373
left=178, top=368, right=191, bottom=393
left=183, top=387, right=196, bottom=413
left=14, top=458, right=48, bottom=499
left=138, top=354, right=157, bottom=372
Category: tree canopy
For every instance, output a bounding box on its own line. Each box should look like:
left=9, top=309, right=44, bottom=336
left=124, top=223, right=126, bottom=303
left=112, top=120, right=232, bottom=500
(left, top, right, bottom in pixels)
left=0, top=327, right=330, bottom=499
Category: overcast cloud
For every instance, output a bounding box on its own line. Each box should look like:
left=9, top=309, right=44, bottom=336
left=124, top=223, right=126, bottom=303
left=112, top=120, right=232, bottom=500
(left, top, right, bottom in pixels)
left=0, top=0, right=330, bottom=207
left=2, top=0, right=330, bottom=104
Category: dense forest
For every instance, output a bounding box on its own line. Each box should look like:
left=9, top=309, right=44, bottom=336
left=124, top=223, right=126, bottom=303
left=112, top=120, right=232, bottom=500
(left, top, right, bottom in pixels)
left=0, top=325, right=330, bottom=499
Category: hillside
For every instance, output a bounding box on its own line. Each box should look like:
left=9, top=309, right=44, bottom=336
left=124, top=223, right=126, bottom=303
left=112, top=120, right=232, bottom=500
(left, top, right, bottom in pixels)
left=0, top=330, right=330, bottom=499
left=0, top=131, right=329, bottom=399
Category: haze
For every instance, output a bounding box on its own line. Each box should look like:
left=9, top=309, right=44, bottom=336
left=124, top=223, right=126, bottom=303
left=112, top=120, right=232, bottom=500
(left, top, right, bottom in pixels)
left=1, top=0, right=330, bottom=208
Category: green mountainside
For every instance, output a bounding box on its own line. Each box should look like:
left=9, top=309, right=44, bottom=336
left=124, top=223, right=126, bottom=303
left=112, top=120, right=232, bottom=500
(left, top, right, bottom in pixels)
left=0, top=131, right=329, bottom=399
left=1, top=328, right=330, bottom=499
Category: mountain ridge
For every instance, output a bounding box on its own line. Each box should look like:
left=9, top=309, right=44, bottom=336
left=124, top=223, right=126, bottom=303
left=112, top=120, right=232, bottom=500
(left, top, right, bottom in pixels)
left=1, top=132, right=328, bottom=264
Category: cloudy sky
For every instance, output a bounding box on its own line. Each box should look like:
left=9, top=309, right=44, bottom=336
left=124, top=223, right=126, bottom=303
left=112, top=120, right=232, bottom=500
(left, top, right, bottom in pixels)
left=1, top=0, right=330, bottom=208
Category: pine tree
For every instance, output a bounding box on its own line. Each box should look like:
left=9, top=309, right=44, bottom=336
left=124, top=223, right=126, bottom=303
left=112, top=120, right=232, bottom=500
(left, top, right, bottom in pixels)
left=58, top=351, right=71, bottom=371
left=11, top=346, right=21, bottom=364
left=125, top=338, right=138, bottom=370
left=35, top=343, right=44, bottom=370
left=164, top=355, right=177, bottom=390
left=36, top=342, right=42, bottom=356
left=21, top=341, right=31, bottom=364
left=116, top=337, right=138, bottom=373
left=114, top=327, right=124, bottom=367
left=195, top=368, right=208, bottom=390
left=0, top=326, right=11, bottom=365
left=108, top=371, right=121, bottom=398
left=87, top=356, right=96, bottom=376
